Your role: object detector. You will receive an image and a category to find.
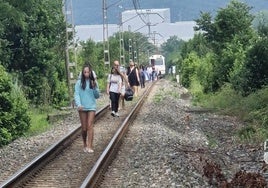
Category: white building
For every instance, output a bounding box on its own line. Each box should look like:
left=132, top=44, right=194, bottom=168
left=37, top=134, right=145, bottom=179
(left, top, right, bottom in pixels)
left=75, top=8, right=196, bottom=45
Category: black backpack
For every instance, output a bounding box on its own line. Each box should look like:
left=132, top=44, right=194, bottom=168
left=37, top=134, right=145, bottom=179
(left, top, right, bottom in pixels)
left=124, top=87, right=134, bottom=101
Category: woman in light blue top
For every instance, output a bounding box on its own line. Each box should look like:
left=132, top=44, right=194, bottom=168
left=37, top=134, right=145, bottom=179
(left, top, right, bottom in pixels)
left=74, top=64, right=99, bottom=153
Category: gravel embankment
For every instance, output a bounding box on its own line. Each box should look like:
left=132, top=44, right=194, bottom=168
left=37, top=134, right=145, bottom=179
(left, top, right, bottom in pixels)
left=100, top=79, right=267, bottom=187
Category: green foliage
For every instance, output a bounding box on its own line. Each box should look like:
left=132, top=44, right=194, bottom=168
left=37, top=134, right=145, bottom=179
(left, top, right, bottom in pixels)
left=79, top=39, right=99, bottom=66
left=180, top=52, right=200, bottom=88
left=195, top=53, right=215, bottom=93
left=159, top=0, right=268, bottom=143
left=153, top=88, right=165, bottom=103
left=242, top=87, right=268, bottom=127
left=241, top=38, right=268, bottom=95
left=161, top=36, right=185, bottom=72
left=26, top=107, right=51, bottom=136
left=194, top=0, right=256, bottom=92
left=195, top=84, right=268, bottom=142
left=253, top=10, right=268, bottom=37
left=188, top=76, right=204, bottom=103
left=0, top=65, right=30, bottom=147
left=161, top=36, right=184, bottom=56
left=237, top=125, right=256, bottom=141
left=9, top=81, right=31, bottom=134
left=0, top=128, right=12, bottom=146
left=181, top=33, right=211, bottom=59
left=0, top=0, right=67, bottom=106
left=153, top=93, right=164, bottom=103
left=195, top=0, right=254, bottom=48
left=121, top=31, right=154, bottom=65
left=51, top=75, right=69, bottom=108
left=195, top=84, right=243, bottom=113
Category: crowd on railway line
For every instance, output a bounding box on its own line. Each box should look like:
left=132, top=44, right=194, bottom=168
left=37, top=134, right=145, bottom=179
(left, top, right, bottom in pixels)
left=74, top=60, right=159, bottom=153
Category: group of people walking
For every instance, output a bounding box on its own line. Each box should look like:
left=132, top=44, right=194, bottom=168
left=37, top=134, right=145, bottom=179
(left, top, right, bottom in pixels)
left=74, top=60, right=155, bottom=153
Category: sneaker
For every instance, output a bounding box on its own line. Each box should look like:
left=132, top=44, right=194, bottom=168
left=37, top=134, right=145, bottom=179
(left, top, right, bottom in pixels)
left=111, top=111, right=115, bottom=117
left=115, top=112, right=119, bottom=117
left=86, top=148, right=94, bottom=153
left=83, top=148, right=87, bottom=153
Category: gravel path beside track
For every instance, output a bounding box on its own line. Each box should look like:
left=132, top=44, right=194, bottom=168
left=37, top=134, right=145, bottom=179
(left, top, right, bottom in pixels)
left=100, top=79, right=266, bottom=187
left=0, top=78, right=266, bottom=187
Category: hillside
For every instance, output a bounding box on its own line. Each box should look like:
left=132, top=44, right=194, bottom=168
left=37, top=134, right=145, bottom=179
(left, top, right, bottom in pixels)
left=72, top=0, right=268, bottom=25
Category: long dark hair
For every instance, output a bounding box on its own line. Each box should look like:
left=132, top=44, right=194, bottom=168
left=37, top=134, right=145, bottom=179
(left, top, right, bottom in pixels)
left=110, top=66, right=120, bottom=74
left=81, top=63, right=95, bottom=90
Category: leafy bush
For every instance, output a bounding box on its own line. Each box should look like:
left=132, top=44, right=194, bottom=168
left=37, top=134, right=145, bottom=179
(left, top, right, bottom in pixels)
left=194, top=84, right=243, bottom=113
left=243, top=86, right=268, bottom=129
left=0, top=65, right=30, bottom=147
left=241, top=38, right=268, bottom=95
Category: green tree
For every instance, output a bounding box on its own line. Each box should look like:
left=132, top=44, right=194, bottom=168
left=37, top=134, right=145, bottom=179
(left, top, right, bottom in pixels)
left=1, top=0, right=68, bottom=106
left=253, top=10, right=268, bottom=37
left=79, top=39, right=106, bottom=80
left=0, top=0, right=25, bottom=68
left=0, top=65, right=30, bottom=146
left=181, top=33, right=211, bottom=59
left=240, top=38, right=268, bottom=95
left=194, top=0, right=255, bottom=91
left=180, top=52, right=200, bottom=88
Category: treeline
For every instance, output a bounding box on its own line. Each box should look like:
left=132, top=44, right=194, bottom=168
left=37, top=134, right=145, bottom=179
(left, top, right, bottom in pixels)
left=0, top=0, right=74, bottom=146
left=162, top=0, right=268, bottom=140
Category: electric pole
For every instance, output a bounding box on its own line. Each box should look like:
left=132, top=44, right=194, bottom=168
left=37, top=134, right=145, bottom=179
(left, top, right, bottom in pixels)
left=119, top=11, right=125, bottom=66
left=63, top=0, right=77, bottom=105
left=103, top=0, right=110, bottom=68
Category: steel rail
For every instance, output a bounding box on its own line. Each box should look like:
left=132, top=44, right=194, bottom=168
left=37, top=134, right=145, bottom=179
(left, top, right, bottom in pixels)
left=0, top=105, right=109, bottom=188
left=80, top=82, right=155, bottom=188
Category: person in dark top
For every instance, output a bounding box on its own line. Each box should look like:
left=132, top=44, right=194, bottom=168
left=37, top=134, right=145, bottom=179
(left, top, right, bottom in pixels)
left=139, top=65, right=145, bottom=88
left=126, top=60, right=140, bottom=97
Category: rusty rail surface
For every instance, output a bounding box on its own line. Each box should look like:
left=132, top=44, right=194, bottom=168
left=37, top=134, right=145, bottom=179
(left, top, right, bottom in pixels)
left=0, top=105, right=109, bottom=188
left=80, top=82, right=155, bottom=188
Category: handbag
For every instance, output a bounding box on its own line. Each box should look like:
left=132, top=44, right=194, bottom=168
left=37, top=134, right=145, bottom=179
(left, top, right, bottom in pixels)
left=124, top=87, right=134, bottom=101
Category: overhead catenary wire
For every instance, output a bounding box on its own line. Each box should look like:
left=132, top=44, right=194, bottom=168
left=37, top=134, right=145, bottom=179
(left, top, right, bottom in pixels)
left=131, top=0, right=165, bottom=39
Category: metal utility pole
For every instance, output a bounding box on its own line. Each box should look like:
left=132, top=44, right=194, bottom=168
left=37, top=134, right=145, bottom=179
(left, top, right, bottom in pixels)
left=119, top=11, right=125, bottom=66
left=128, top=38, right=133, bottom=62
left=63, top=0, right=77, bottom=105
left=133, top=41, right=137, bottom=63
left=103, top=0, right=110, bottom=67
left=119, top=30, right=125, bottom=66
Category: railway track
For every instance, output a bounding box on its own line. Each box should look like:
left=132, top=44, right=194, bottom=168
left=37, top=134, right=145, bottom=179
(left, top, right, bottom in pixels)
left=1, top=82, right=155, bottom=188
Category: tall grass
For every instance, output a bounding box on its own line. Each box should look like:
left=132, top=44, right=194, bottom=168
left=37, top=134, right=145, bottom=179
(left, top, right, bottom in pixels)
left=25, top=106, right=54, bottom=136
left=192, top=84, right=268, bottom=142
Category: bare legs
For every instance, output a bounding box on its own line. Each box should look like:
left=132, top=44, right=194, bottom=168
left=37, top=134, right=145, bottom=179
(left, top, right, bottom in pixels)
left=119, top=95, right=125, bottom=110
left=79, top=111, right=95, bottom=152
left=132, top=85, right=139, bottom=97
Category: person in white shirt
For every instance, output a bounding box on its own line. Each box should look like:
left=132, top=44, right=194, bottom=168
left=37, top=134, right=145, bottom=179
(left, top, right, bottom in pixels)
left=106, top=66, right=122, bottom=117
left=113, top=60, right=129, bottom=110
